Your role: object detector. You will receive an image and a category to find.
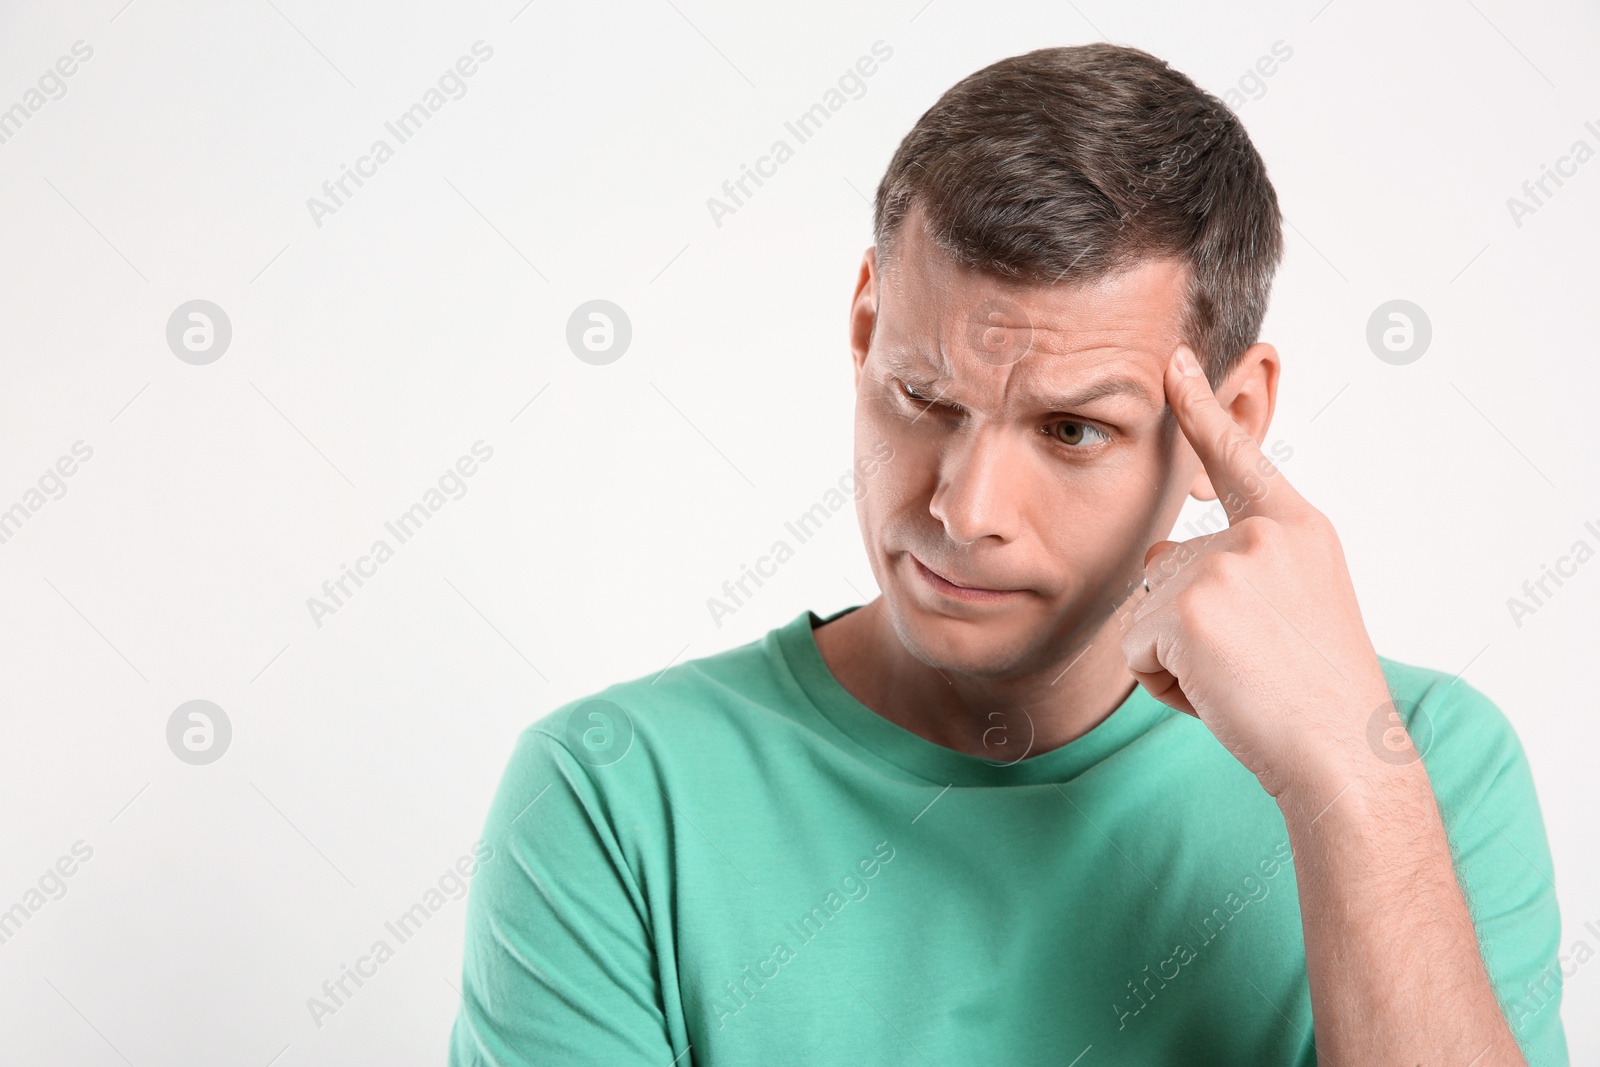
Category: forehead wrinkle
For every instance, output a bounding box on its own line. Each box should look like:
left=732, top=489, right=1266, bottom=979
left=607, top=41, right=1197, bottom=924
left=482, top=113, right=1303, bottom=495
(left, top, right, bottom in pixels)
left=878, top=292, right=1174, bottom=412
left=975, top=338, right=1165, bottom=414
left=985, top=318, right=1168, bottom=412
left=1015, top=371, right=1157, bottom=412
left=881, top=335, right=1164, bottom=408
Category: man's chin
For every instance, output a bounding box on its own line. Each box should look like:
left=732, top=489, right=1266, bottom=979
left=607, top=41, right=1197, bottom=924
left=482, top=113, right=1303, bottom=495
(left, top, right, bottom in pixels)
left=882, top=588, right=1042, bottom=675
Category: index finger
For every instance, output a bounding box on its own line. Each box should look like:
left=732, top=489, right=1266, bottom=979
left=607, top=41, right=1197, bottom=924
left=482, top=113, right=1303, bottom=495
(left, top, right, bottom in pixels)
left=1165, top=343, right=1303, bottom=522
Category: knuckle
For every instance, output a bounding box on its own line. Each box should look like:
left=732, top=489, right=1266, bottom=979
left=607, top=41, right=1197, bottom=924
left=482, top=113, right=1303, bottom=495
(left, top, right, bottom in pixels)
left=1199, top=551, right=1238, bottom=585
left=1235, top=514, right=1274, bottom=551
left=1300, top=504, right=1335, bottom=538
left=1170, top=587, right=1205, bottom=628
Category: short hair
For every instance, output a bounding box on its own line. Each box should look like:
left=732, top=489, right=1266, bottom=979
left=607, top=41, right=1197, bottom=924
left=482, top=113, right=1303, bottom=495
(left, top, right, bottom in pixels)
left=873, top=43, right=1284, bottom=381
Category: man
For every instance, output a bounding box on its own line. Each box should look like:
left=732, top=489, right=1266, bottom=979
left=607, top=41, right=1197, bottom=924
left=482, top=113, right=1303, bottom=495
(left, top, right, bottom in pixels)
left=449, top=43, right=1566, bottom=1065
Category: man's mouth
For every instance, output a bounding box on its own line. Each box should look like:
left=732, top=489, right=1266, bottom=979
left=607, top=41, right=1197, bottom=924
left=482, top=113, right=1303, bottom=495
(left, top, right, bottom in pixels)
left=909, top=554, right=1025, bottom=602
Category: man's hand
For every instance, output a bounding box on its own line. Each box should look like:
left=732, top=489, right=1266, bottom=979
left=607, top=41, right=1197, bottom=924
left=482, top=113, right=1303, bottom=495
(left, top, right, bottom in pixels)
left=1120, top=343, right=1395, bottom=802
left=1122, top=344, right=1529, bottom=1066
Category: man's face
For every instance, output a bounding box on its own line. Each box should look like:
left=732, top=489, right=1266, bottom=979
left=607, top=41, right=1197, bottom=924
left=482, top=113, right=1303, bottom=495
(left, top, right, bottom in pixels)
left=848, top=209, right=1202, bottom=678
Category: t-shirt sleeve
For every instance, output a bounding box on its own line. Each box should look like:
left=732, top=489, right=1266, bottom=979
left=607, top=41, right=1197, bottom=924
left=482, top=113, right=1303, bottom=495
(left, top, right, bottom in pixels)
left=1410, top=673, right=1568, bottom=1066
left=447, top=724, right=683, bottom=1066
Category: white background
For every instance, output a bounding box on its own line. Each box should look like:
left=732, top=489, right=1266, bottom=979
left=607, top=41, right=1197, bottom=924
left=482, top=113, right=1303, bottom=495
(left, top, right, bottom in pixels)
left=0, top=0, right=1595, bottom=1063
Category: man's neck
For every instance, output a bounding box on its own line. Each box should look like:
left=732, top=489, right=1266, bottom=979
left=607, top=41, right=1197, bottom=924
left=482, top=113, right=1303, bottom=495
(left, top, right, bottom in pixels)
left=811, top=598, right=1142, bottom=761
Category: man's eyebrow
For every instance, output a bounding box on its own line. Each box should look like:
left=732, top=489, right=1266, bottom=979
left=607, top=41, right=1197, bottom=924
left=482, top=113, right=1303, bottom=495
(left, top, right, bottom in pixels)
left=1031, top=375, right=1158, bottom=412
left=881, top=344, right=949, bottom=377
left=883, top=346, right=1158, bottom=411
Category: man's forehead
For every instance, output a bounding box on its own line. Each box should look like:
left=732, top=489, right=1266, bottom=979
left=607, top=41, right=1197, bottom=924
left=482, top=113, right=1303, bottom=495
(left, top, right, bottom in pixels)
left=875, top=272, right=1184, bottom=393
left=878, top=244, right=1189, bottom=370
left=879, top=318, right=1168, bottom=373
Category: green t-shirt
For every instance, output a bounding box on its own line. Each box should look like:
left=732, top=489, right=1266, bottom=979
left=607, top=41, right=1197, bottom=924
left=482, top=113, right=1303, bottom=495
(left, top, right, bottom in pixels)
left=448, top=605, right=1567, bottom=1065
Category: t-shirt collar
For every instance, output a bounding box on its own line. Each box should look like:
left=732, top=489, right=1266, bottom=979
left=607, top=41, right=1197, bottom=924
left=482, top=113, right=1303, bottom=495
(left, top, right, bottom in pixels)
left=770, top=605, right=1171, bottom=787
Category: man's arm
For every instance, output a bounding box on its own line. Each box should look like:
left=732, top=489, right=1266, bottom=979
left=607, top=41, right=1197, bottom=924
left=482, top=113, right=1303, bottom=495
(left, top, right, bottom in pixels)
left=1123, top=345, right=1564, bottom=1063
left=1277, top=672, right=1566, bottom=1065
left=449, top=723, right=685, bottom=1066
left=1279, top=734, right=1525, bottom=1064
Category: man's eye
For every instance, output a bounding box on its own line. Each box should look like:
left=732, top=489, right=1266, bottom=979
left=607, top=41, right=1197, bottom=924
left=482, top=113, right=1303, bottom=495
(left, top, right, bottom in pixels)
left=896, top=379, right=954, bottom=412
left=1049, top=420, right=1111, bottom=448
left=898, top=380, right=931, bottom=404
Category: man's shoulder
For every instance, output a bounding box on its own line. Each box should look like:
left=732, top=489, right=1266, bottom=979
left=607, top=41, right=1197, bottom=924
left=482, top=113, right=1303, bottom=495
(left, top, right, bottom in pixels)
left=1371, top=652, right=1540, bottom=819
left=1373, top=652, right=1521, bottom=750
left=515, top=618, right=799, bottom=772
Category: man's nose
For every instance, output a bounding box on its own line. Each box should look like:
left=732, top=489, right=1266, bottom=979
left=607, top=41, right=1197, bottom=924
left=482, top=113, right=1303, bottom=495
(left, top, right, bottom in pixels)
left=927, top=423, right=1025, bottom=546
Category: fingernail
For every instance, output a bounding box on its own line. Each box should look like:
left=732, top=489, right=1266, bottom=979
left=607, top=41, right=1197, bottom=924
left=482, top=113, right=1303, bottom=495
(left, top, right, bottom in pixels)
left=1174, top=345, right=1201, bottom=377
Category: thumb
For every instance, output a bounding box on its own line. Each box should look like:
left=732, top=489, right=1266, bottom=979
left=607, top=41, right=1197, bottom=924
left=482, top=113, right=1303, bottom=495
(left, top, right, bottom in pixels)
left=1130, top=667, right=1198, bottom=718
left=1144, top=539, right=1181, bottom=569
left=1142, top=539, right=1190, bottom=593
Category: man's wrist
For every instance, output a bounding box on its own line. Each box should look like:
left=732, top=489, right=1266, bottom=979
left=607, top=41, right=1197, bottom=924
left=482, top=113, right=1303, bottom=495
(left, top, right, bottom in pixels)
left=1274, top=743, right=1439, bottom=843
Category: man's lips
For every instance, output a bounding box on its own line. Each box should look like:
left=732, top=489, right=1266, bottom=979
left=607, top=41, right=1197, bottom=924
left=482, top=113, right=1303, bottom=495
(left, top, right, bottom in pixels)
left=909, top=554, right=1026, bottom=600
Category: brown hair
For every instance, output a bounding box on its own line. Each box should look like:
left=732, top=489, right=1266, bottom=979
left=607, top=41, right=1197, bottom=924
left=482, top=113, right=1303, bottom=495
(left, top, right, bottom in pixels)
left=873, top=43, right=1283, bottom=381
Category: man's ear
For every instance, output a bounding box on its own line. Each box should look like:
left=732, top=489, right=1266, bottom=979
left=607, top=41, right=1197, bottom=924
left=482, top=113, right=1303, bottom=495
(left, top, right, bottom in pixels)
left=848, top=247, right=879, bottom=391
left=1187, top=341, right=1280, bottom=502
